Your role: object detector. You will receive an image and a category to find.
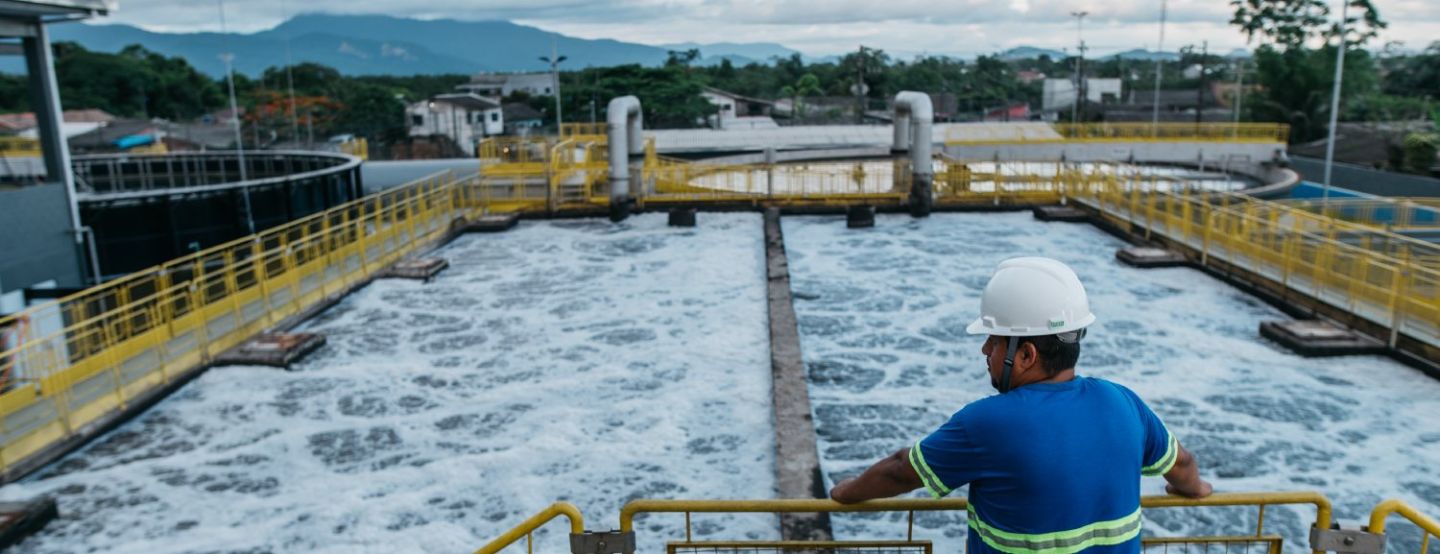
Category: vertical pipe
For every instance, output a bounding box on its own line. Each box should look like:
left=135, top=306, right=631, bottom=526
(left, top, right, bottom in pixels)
left=893, top=91, right=933, bottom=217
left=606, top=96, right=643, bottom=222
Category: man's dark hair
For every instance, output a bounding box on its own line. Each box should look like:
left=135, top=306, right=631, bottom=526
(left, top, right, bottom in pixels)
left=1020, top=334, right=1081, bottom=375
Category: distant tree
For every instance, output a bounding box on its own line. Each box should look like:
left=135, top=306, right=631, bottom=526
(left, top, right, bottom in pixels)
left=260, top=63, right=344, bottom=97
left=779, top=73, right=822, bottom=117
left=48, top=42, right=222, bottom=119
left=0, top=73, right=28, bottom=113
left=1230, top=0, right=1387, bottom=142
left=1230, top=0, right=1385, bottom=51
left=1381, top=42, right=1440, bottom=99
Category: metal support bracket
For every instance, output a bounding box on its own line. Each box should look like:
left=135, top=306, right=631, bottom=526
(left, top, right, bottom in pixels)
left=570, top=530, right=636, bottom=554
left=1310, top=526, right=1386, bottom=554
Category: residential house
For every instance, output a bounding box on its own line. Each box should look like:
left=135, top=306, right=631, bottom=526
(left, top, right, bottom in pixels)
left=407, top=93, right=503, bottom=151
left=0, top=109, right=115, bottom=138
left=701, top=87, right=777, bottom=129
left=502, top=103, right=544, bottom=134
left=1041, top=78, right=1123, bottom=113
left=1017, top=70, right=1047, bottom=85
left=984, top=103, right=1032, bottom=122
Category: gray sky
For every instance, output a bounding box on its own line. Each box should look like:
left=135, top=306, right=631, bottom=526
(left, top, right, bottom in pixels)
left=105, top=0, right=1440, bottom=57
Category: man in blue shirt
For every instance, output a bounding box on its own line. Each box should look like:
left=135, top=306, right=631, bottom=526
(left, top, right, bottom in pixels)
left=830, top=257, right=1211, bottom=554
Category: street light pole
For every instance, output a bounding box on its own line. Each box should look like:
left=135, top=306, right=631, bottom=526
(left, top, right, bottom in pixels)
left=1151, top=0, right=1168, bottom=132
left=282, top=0, right=299, bottom=145
left=217, top=0, right=253, bottom=234
left=1233, top=57, right=1246, bottom=125
left=540, top=42, right=567, bottom=134
left=1071, top=11, right=1089, bottom=125
left=1321, top=0, right=1350, bottom=213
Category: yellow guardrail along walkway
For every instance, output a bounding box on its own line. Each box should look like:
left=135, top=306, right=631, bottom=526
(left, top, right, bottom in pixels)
left=475, top=492, right=1439, bottom=554
left=944, top=123, right=1291, bottom=145
left=0, top=171, right=470, bottom=478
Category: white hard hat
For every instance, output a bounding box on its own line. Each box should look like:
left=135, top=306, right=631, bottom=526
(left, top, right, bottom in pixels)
left=965, top=257, right=1095, bottom=337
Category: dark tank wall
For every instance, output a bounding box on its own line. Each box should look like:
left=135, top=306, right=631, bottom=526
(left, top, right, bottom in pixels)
left=75, top=153, right=363, bottom=278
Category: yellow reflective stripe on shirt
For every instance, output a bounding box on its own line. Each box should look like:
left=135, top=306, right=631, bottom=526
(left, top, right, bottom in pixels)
left=908, top=441, right=950, bottom=498
left=967, top=505, right=1143, bottom=554
left=1141, top=432, right=1178, bottom=476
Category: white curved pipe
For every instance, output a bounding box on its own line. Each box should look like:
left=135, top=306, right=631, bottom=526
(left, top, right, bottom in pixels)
left=607, top=95, right=644, bottom=203
left=892, top=91, right=933, bottom=178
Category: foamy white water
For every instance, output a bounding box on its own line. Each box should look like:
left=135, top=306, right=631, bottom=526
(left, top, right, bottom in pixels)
left=1, top=213, right=778, bottom=553
left=784, top=212, right=1440, bottom=553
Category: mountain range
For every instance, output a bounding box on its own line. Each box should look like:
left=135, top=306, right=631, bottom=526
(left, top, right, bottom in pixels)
left=4, top=14, right=1189, bottom=77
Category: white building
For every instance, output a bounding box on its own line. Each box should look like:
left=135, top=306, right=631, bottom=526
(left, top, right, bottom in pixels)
left=407, top=93, right=503, bottom=151
left=456, top=72, right=559, bottom=99
left=700, top=87, right=776, bottom=129
left=1041, top=78, right=1123, bottom=112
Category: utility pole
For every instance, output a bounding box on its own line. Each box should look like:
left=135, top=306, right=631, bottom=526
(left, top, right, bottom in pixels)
left=539, top=41, right=567, bottom=133
left=855, top=45, right=867, bottom=124
left=1233, top=57, right=1246, bottom=125
left=1196, top=41, right=1208, bottom=126
left=217, top=0, right=253, bottom=234
left=282, top=0, right=299, bottom=146
left=1151, top=0, right=1168, bottom=132
left=1322, top=0, right=1351, bottom=212
left=1071, top=11, right=1088, bottom=125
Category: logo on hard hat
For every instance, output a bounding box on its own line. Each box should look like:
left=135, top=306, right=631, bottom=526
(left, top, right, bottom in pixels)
left=1049, top=319, right=1065, bottom=329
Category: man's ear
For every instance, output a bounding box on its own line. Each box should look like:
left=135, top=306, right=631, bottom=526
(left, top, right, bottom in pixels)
left=1017, top=341, right=1040, bottom=371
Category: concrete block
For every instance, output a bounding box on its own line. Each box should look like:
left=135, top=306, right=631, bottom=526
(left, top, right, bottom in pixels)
left=380, top=257, right=448, bottom=282
left=1033, top=205, right=1089, bottom=222
left=668, top=208, right=697, bottom=227
left=1260, top=320, right=1386, bottom=357
left=0, top=497, right=58, bottom=550
left=462, top=213, right=519, bottom=233
left=1116, top=246, right=1188, bottom=268
left=846, top=205, right=876, bottom=229
left=214, top=333, right=327, bottom=369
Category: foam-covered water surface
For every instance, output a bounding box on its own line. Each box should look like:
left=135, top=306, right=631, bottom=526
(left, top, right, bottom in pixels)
left=1, top=213, right=777, bottom=553
left=784, top=212, right=1440, bottom=552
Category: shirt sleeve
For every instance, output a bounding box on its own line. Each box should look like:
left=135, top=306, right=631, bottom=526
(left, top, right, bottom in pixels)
left=1135, top=394, right=1179, bottom=477
left=908, top=411, right=986, bottom=498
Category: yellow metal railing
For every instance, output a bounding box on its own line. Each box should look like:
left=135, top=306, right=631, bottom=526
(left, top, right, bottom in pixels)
left=475, top=502, right=585, bottom=554
left=0, top=136, right=41, bottom=158
left=946, top=123, right=1290, bottom=145
left=1072, top=180, right=1440, bottom=347
left=1369, top=499, right=1440, bottom=554
left=478, top=492, right=1332, bottom=554
left=561, top=122, right=608, bottom=141
left=0, top=171, right=470, bottom=476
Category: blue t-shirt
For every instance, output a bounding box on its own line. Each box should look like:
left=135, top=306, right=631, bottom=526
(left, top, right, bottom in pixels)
left=909, top=377, right=1177, bottom=554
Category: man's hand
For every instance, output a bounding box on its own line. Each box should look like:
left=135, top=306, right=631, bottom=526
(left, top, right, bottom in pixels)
left=1163, top=443, right=1212, bottom=499
left=829, top=448, right=924, bottom=504
left=1166, top=480, right=1213, bottom=499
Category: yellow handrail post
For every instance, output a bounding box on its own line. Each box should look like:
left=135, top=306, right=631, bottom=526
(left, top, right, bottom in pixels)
left=1368, top=499, right=1440, bottom=548
left=473, top=502, right=584, bottom=554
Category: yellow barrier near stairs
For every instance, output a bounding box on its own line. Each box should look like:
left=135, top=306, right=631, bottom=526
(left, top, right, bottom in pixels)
left=1370, top=499, right=1440, bottom=554
left=479, top=492, right=1339, bottom=554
